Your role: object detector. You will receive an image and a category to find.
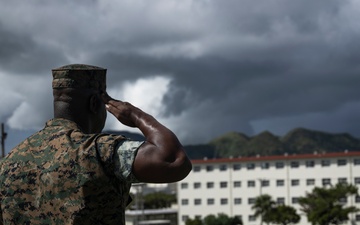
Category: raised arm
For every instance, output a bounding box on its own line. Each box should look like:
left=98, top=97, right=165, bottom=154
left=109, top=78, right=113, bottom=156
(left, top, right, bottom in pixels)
left=103, top=94, right=192, bottom=183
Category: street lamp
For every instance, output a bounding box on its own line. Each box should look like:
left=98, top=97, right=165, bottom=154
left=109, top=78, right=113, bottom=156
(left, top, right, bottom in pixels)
left=1, top=123, right=7, bottom=158
left=257, top=178, right=268, bottom=225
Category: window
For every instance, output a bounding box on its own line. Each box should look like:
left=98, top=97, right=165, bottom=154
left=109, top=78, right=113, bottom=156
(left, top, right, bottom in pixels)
left=220, top=181, right=228, bottom=188
left=306, top=160, right=315, bottom=167
left=276, top=180, right=284, bottom=187
left=355, top=177, right=360, bottom=184
left=247, top=163, right=255, bottom=170
left=277, top=197, right=285, bottom=204
left=248, top=198, right=256, bottom=204
left=292, top=197, right=299, bottom=204
left=181, top=183, right=188, bottom=189
left=261, top=180, right=270, bottom=187
left=355, top=196, right=360, bottom=203
left=290, top=161, right=299, bottom=168
left=193, top=166, right=201, bottom=172
left=234, top=181, right=241, bottom=188
left=182, top=215, right=189, bottom=222
left=321, top=160, right=330, bottom=167
left=207, top=198, right=215, bottom=205
left=306, top=179, right=315, bottom=186
left=207, top=182, right=214, bottom=189
left=233, top=164, right=241, bottom=170
left=206, top=165, right=214, bottom=172
left=356, top=214, right=360, bottom=222
left=234, top=198, right=242, bottom=205
left=337, top=159, right=347, bottom=166
left=354, top=158, right=360, bottom=165
left=339, top=197, right=347, bottom=204
left=338, top=178, right=347, bottom=184
left=219, top=164, right=227, bottom=171
left=194, top=182, right=201, bottom=189
left=194, top=199, right=201, bottom=205
left=181, top=199, right=189, bottom=205
left=261, top=162, right=270, bottom=169
left=220, top=198, right=228, bottom=205
left=275, top=162, right=284, bottom=169
left=249, top=215, right=256, bottom=221
left=322, top=178, right=331, bottom=186
left=248, top=180, right=256, bottom=187
left=291, top=179, right=300, bottom=186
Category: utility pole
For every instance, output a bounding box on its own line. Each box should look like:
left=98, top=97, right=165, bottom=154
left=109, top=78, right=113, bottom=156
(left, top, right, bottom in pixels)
left=1, top=123, right=7, bottom=158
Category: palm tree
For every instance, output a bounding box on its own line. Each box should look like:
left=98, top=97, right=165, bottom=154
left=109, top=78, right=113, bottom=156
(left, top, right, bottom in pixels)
left=252, top=194, right=275, bottom=225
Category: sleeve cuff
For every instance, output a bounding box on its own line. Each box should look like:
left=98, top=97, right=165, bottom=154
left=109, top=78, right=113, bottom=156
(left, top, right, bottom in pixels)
left=113, top=140, right=144, bottom=182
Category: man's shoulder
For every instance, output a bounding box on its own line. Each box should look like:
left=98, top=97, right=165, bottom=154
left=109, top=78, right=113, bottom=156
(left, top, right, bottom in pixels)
left=96, top=133, right=127, bottom=142
left=93, top=133, right=128, bottom=152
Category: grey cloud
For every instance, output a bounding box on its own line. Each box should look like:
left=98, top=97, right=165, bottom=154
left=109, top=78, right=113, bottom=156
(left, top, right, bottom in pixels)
left=1, top=0, right=360, bottom=145
left=0, top=22, right=67, bottom=75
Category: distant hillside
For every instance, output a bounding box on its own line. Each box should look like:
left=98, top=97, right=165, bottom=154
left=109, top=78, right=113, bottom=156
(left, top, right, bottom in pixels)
left=281, top=128, right=360, bottom=154
left=185, top=128, right=360, bottom=160
left=104, top=128, right=360, bottom=160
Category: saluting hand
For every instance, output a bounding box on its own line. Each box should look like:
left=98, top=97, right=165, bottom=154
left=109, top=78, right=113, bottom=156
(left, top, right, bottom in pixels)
left=101, top=92, right=141, bottom=128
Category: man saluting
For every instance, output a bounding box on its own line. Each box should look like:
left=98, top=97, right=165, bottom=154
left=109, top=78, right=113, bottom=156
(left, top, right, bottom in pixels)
left=0, top=64, right=192, bottom=224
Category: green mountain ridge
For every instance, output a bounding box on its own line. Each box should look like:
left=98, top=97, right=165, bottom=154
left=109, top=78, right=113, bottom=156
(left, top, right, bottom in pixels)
left=106, top=128, right=360, bottom=160
left=185, top=128, right=360, bottom=160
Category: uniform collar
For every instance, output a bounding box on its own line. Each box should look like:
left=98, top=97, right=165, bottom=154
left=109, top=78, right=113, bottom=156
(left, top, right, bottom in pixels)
left=45, top=118, right=82, bottom=130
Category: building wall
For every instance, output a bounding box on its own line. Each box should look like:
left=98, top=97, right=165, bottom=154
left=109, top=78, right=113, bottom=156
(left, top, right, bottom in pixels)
left=177, top=152, right=360, bottom=225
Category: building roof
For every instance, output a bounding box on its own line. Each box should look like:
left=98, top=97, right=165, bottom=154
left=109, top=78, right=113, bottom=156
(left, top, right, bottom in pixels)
left=191, top=151, right=360, bottom=164
left=138, top=220, right=171, bottom=225
left=125, top=208, right=177, bottom=216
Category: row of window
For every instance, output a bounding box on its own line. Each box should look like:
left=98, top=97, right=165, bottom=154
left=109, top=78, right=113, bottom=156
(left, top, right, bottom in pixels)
left=181, top=177, right=360, bottom=189
left=182, top=214, right=360, bottom=223
left=181, top=195, right=360, bottom=206
left=193, top=158, right=360, bottom=172
left=182, top=214, right=261, bottom=223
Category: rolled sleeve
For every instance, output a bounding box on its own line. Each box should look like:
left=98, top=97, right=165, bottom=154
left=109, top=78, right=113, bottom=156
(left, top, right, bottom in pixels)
left=113, top=140, right=144, bottom=182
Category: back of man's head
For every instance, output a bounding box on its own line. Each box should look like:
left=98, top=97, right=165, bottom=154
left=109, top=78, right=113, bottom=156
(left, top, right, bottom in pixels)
left=52, top=64, right=108, bottom=133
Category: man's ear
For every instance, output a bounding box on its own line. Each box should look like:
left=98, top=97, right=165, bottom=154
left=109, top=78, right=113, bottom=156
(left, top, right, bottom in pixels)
left=89, top=94, right=99, bottom=114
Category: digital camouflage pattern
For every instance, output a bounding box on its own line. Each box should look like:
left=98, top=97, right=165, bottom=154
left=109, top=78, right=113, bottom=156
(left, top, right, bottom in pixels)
left=0, top=118, right=138, bottom=225
left=52, top=64, right=106, bottom=90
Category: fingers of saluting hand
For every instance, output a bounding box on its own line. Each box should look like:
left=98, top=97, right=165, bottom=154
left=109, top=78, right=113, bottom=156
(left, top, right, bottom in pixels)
left=104, top=99, right=131, bottom=117
left=101, top=92, right=119, bottom=104
left=100, top=92, right=136, bottom=127
left=105, top=101, right=137, bottom=127
left=101, top=92, right=123, bottom=109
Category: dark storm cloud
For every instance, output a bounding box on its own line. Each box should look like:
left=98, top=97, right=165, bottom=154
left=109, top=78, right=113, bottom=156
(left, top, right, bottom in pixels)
left=0, top=22, right=67, bottom=75
left=1, top=0, right=360, bottom=146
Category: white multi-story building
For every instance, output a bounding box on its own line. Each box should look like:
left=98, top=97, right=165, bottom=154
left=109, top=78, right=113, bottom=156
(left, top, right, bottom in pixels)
left=177, top=151, right=360, bottom=225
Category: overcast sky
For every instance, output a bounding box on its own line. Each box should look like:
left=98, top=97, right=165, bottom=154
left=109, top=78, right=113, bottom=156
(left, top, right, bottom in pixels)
left=1, top=0, right=360, bottom=152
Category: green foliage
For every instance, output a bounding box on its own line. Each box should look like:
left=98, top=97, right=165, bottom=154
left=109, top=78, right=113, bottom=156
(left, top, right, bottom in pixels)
left=143, top=192, right=176, bottom=209
left=209, top=132, right=250, bottom=157
left=252, top=194, right=276, bottom=224
left=186, top=217, right=203, bottom=225
left=186, top=214, right=242, bottom=225
left=298, top=183, right=359, bottom=225
left=252, top=194, right=300, bottom=225
left=271, top=205, right=300, bottom=225
left=203, top=214, right=217, bottom=225
left=228, top=216, right=242, bottom=225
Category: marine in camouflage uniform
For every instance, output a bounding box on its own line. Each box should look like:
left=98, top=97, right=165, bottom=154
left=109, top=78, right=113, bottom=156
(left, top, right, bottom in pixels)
left=0, top=65, right=144, bottom=224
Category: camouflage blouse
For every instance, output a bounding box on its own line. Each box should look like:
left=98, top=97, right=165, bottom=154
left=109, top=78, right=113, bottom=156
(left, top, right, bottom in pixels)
left=0, top=118, right=143, bottom=225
